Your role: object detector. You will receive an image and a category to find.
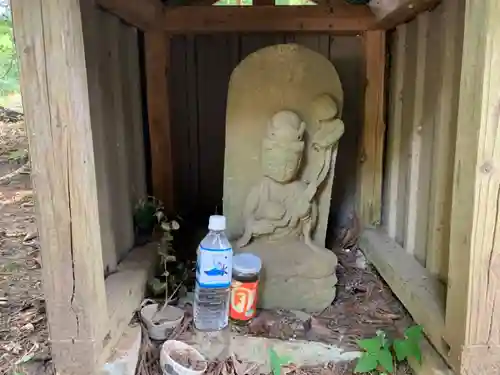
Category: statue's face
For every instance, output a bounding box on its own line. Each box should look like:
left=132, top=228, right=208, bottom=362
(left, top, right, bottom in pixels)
left=262, top=140, right=303, bottom=183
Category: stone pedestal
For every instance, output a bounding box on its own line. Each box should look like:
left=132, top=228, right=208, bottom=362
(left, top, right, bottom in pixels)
left=235, top=239, right=337, bottom=312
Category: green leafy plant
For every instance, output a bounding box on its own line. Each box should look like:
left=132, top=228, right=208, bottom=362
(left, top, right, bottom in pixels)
left=133, top=196, right=186, bottom=322
left=269, top=347, right=293, bottom=375
left=133, top=196, right=162, bottom=244
left=355, top=325, right=423, bottom=374
left=393, top=325, right=424, bottom=364
left=149, top=208, right=183, bottom=323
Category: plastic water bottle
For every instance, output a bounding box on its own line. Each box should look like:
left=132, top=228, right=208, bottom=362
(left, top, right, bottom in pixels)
left=193, top=215, right=233, bottom=331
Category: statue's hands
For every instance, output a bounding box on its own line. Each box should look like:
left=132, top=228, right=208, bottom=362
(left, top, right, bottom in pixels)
left=252, top=220, right=278, bottom=235
left=261, top=202, right=286, bottom=220
left=237, top=228, right=252, bottom=248
left=237, top=234, right=251, bottom=248
left=312, top=118, right=345, bottom=150
left=237, top=218, right=281, bottom=248
left=292, top=197, right=312, bottom=223
left=304, top=183, right=317, bottom=202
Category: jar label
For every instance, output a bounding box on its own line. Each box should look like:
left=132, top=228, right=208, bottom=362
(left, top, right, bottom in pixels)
left=230, top=280, right=258, bottom=321
left=196, top=245, right=232, bottom=288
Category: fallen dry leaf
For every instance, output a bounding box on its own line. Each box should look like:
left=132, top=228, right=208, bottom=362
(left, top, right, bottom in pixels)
left=304, top=317, right=333, bottom=341
left=18, top=308, right=37, bottom=324
left=20, top=323, right=35, bottom=333
left=206, top=355, right=259, bottom=375
left=206, top=360, right=224, bottom=375
left=23, top=231, right=37, bottom=243
left=4, top=230, right=24, bottom=238
left=232, top=354, right=259, bottom=375
left=247, top=310, right=278, bottom=335
left=337, top=210, right=361, bottom=250
left=2, top=342, right=23, bottom=354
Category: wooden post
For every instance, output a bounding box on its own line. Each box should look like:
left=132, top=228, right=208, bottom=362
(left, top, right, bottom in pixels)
left=12, top=0, right=109, bottom=373
left=145, top=31, right=174, bottom=212
left=358, top=30, right=386, bottom=227
left=445, top=0, right=500, bottom=373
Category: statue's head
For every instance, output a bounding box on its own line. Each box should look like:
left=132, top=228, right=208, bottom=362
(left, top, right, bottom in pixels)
left=262, top=110, right=305, bottom=183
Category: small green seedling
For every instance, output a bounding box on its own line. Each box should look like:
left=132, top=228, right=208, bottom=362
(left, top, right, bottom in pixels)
left=393, top=325, right=424, bottom=364
left=269, top=347, right=293, bottom=375
left=133, top=196, right=162, bottom=240
left=355, top=330, right=393, bottom=374
left=354, top=325, right=423, bottom=374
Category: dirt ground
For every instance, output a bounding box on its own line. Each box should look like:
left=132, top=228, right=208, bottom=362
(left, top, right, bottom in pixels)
left=0, top=117, right=52, bottom=375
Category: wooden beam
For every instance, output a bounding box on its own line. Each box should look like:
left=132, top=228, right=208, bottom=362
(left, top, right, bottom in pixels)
left=145, top=31, right=175, bottom=212
left=96, top=0, right=164, bottom=30
left=359, top=229, right=450, bottom=362
left=369, top=0, right=441, bottom=30
left=445, top=0, right=500, bottom=373
left=162, top=5, right=376, bottom=33
left=182, top=0, right=218, bottom=5
left=12, top=0, right=110, bottom=373
left=253, top=0, right=275, bottom=5
left=166, top=0, right=216, bottom=5
left=358, top=30, right=386, bottom=227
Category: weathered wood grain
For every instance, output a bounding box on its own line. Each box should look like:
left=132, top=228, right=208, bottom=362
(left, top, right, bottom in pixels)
left=145, top=31, right=174, bottom=212
left=369, top=0, right=441, bottom=29
left=445, top=0, right=500, bottom=372
left=358, top=30, right=386, bottom=227
left=12, top=1, right=110, bottom=373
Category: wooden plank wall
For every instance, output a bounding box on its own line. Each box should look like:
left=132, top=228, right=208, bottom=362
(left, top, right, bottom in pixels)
left=94, top=10, right=147, bottom=274
left=169, top=33, right=365, bottom=229
left=382, top=0, right=465, bottom=283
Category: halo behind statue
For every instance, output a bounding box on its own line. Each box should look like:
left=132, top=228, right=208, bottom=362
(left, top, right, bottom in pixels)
left=223, top=43, right=344, bottom=245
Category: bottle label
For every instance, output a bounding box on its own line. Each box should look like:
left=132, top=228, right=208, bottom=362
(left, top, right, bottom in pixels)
left=230, top=280, right=259, bottom=321
left=196, top=245, right=232, bottom=288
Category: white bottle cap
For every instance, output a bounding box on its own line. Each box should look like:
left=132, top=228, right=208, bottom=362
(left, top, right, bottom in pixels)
left=208, top=215, right=226, bottom=231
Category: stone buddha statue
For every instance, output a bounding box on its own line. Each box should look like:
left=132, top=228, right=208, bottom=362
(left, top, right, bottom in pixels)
left=234, top=94, right=345, bottom=312
left=223, top=43, right=346, bottom=312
